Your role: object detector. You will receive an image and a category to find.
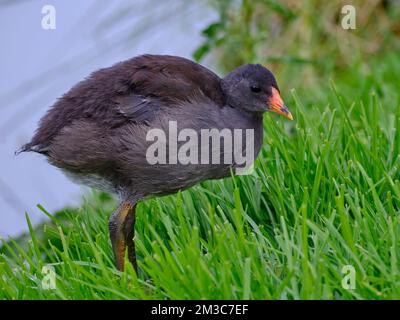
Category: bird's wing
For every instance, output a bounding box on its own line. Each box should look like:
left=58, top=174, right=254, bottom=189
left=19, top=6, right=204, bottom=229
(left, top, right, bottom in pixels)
left=121, top=55, right=224, bottom=105
left=114, top=94, right=161, bottom=125
left=23, top=55, right=224, bottom=153
left=112, top=54, right=225, bottom=124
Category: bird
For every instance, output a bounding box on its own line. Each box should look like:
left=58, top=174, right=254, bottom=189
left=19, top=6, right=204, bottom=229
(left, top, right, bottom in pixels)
left=18, top=54, right=293, bottom=272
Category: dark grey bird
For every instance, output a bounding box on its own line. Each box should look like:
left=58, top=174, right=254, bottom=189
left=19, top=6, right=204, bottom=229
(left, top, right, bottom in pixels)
left=19, top=54, right=293, bottom=271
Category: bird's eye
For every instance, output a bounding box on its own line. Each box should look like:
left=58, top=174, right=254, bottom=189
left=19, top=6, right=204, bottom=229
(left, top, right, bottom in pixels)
left=250, top=86, right=261, bottom=93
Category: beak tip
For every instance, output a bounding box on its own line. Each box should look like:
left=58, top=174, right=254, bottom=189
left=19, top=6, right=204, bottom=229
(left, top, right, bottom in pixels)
left=269, top=88, right=294, bottom=120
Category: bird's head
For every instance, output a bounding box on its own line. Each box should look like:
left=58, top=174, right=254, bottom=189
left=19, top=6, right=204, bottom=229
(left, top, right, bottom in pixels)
left=221, top=64, right=293, bottom=120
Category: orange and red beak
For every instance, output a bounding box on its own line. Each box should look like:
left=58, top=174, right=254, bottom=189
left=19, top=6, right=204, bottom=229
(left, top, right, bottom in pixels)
left=268, top=87, right=293, bottom=120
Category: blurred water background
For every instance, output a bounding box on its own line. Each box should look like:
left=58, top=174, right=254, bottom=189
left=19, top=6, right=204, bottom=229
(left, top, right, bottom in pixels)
left=0, top=0, right=215, bottom=237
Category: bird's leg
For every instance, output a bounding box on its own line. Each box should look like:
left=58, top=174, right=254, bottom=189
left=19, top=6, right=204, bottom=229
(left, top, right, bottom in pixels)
left=124, top=204, right=137, bottom=272
left=108, top=202, right=137, bottom=272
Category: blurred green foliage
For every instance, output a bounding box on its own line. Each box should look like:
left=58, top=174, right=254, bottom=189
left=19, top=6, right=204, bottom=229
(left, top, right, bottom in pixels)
left=195, top=0, right=400, bottom=90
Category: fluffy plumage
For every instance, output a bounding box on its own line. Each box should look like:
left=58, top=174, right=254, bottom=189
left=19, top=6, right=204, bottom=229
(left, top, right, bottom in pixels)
left=21, top=54, right=280, bottom=201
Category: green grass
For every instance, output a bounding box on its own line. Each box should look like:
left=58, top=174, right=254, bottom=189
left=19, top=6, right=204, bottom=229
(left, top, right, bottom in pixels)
left=1, top=51, right=400, bottom=299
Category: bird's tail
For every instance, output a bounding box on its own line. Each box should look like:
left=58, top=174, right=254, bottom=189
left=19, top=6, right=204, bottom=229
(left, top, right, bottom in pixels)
left=15, top=142, right=48, bottom=156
